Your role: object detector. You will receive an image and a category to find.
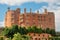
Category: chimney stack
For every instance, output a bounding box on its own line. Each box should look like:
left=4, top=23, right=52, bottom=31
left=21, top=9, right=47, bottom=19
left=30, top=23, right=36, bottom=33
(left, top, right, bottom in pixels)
left=24, top=8, right=26, bottom=13
left=37, top=10, right=39, bottom=14
left=44, top=9, right=47, bottom=13
left=16, top=8, right=20, bottom=13
left=30, top=8, right=32, bottom=13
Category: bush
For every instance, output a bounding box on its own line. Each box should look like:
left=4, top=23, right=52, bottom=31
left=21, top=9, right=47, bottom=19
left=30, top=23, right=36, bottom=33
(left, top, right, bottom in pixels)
left=0, top=37, right=4, bottom=40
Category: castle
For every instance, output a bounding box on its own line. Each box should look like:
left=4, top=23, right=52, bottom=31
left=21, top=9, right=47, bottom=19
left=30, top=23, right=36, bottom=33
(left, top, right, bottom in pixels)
left=5, top=8, right=55, bottom=29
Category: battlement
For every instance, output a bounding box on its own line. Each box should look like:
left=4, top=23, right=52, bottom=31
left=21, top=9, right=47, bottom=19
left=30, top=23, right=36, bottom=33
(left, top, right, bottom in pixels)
left=7, top=8, right=54, bottom=15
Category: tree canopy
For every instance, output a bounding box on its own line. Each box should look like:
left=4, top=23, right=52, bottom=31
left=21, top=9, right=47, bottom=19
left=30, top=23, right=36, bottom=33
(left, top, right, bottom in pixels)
left=1, top=25, right=56, bottom=38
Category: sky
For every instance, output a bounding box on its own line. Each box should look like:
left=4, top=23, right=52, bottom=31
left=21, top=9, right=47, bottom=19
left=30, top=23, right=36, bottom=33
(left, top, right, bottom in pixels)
left=0, top=0, right=60, bottom=32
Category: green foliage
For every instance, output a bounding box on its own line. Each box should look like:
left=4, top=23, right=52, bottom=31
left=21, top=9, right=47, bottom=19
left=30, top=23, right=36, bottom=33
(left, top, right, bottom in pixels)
left=5, top=37, right=12, bottom=40
left=37, top=28, right=43, bottom=33
left=45, top=28, right=51, bottom=34
left=49, top=37, right=60, bottom=40
left=12, top=33, right=22, bottom=40
left=0, top=37, right=4, bottom=40
left=27, top=26, right=43, bottom=33
left=50, top=29, right=56, bottom=36
left=2, top=25, right=19, bottom=38
left=12, top=33, right=30, bottom=40
left=27, top=27, right=32, bottom=33
left=22, top=35, right=30, bottom=40
left=2, top=27, right=11, bottom=37
left=18, top=27, right=28, bottom=35
left=2, top=25, right=56, bottom=38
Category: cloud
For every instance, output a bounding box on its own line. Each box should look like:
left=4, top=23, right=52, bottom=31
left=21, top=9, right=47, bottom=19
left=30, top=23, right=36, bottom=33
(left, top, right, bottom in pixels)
left=54, top=10, right=60, bottom=32
left=0, top=21, right=4, bottom=27
left=0, top=0, right=59, bottom=6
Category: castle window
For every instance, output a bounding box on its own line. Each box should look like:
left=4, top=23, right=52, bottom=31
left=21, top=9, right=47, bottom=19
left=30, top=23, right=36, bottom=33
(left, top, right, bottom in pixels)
left=27, top=15, right=29, bottom=17
left=11, top=12, right=15, bottom=17
left=39, top=16, right=42, bottom=21
left=11, top=18, right=14, bottom=21
left=41, top=16, right=42, bottom=18
left=38, top=38, right=40, bottom=40
left=38, top=34, right=40, bottom=36
left=20, top=14, right=23, bottom=17
left=35, top=38, right=37, bottom=40
left=38, top=16, right=40, bottom=18
left=26, top=22, right=29, bottom=25
left=44, top=16, right=46, bottom=21
left=17, top=19, right=19, bottom=21
left=43, top=35, right=44, bottom=37
left=31, top=38, right=33, bottom=40
left=20, top=18, right=23, bottom=20
left=26, top=15, right=30, bottom=19
left=34, top=33, right=35, bottom=36
left=38, top=19, right=40, bottom=21
left=48, top=35, right=49, bottom=37
left=12, top=13, right=14, bottom=16
left=49, top=18, right=51, bottom=22
left=11, top=23, right=14, bottom=25
left=32, top=14, right=35, bottom=17
left=33, top=22, right=35, bottom=25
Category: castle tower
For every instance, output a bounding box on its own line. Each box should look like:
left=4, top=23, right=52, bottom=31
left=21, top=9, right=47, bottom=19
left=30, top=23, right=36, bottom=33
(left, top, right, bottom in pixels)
left=15, top=8, right=20, bottom=26
left=5, top=8, right=20, bottom=27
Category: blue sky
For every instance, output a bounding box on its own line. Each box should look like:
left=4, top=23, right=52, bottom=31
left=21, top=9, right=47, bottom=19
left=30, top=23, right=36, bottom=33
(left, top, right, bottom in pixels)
left=0, top=0, right=60, bottom=32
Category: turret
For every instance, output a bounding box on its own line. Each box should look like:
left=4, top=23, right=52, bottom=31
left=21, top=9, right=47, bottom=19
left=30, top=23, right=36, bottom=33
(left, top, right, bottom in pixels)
left=8, top=7, right=10, bottom=11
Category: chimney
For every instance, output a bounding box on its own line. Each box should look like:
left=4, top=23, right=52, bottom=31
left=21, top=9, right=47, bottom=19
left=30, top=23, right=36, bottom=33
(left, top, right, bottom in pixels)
left=16, top=8, right=20, bottom=13
left=24, top=8, right=26, bottom=13
left=44, top=9, right=47, bottom=13
left=30, top=8, right=32, bottom=13
left=37, top=10, right=39, bottom=14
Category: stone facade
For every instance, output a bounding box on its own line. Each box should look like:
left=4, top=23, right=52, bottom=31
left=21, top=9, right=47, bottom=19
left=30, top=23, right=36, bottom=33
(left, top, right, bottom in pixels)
left=5, top=8, right=55, bottom=29
left=27, top=33, right=51, bottom=40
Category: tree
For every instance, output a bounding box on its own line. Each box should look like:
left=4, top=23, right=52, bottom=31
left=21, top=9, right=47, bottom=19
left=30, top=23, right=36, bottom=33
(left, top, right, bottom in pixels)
left=7, top=25, right=19, bottom=38
left=11, top=25, right=19, bottom=34
left=27, top=27, right=32, bottom=33
left=45, top=28, right=50, bottom=34
left=12, top=33, right=30, bottom=40
left=5, top=37, right=12, bottom=40
left=37, top=28, right=43, bottom=33
left=12, top=33, right=22, bottom=40
left=18, top=27, right=27, bottom=35
left=2, top=25, right=19, bottom=38
left=27, top=26, right=43, bottom=33
left=2, top=27, right=11, bottom=37
left=50, top=29, right=56, bottom=36
left=31, top=26, right=37, bottom=33
left=22, top=35, right=30, bottom=40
